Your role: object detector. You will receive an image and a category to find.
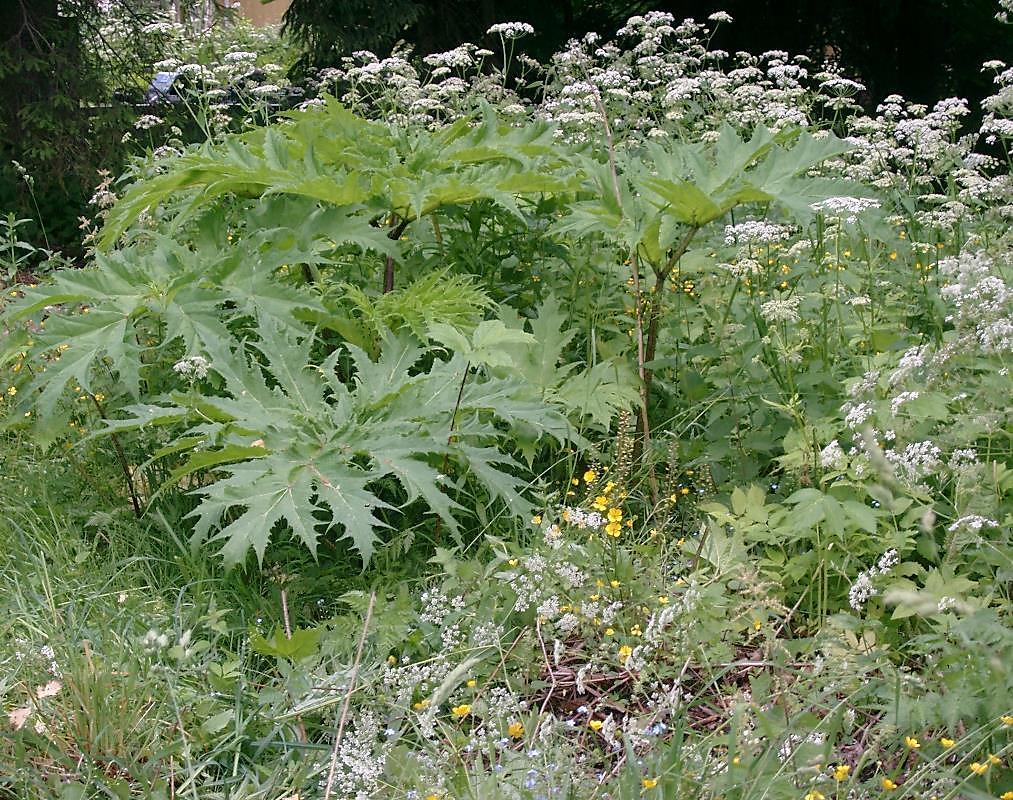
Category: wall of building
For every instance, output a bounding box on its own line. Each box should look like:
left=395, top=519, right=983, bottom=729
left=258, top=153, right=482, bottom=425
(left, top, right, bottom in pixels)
left=235, top=0, right=290, bottom=26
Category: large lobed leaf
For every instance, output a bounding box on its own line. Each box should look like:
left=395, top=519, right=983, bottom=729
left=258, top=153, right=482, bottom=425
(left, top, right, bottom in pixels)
left=101, top=99, right=578, bottom=247
left=105, top=324, right=572, bottom=569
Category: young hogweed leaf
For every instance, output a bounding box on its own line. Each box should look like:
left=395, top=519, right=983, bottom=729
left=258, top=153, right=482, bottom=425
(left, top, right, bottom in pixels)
left=497, top=295, right=640, bottom=427
left=337, top=270, right=491, bottom=356
left=428, top=319, right=534, bottom=367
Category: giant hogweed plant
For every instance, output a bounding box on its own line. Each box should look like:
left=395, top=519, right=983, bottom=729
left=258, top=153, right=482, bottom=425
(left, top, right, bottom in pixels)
left=2, top=105, right=853, bottom=567
left=100, top=100, right=577, bottom=291
left=555, top=123, right=856, bottom=464
left=0, top=241, right=630, bottom=568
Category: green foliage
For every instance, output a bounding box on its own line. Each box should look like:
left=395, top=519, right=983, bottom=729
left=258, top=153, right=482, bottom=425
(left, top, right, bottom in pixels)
left=337, top=269, right=493, bottom=355
left=101, top=324, right=569, bottom=568
left=101, top=100, right=575, bottom=246
left=2, top=232, right=318, bottom=420
left=498, top=294, right=640, bottom=427
left=558, top=125, right=852, bottom=262
left=1, top=24, right=1011, bottom=796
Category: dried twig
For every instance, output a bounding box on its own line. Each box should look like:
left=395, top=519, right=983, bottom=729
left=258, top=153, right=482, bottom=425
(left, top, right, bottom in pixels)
left=323, top=591, right=376, bottom=800
left=280, top=588, right=307, bottom=743
left=535, top=619, right=558, bottom=718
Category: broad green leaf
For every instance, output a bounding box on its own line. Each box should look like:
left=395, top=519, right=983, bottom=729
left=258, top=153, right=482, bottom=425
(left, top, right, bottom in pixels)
left=250, top=625, right=322, bottom=661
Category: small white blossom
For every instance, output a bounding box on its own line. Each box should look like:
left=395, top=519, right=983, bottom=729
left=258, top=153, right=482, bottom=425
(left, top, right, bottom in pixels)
left=173, top=355, right=210, bottom=380
left=487, top=22, right=534, bottom=38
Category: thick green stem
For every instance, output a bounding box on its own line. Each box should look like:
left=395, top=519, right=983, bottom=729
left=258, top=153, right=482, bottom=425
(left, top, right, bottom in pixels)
left=642, top=226, right=699, bottom=406
left=382, top=216, right=410, bottom=294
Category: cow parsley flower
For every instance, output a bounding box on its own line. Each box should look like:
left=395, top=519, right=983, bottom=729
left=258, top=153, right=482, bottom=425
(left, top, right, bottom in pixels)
left=724, top=220, right=793, bottom=245
left=947, top=515, right=998, bottom=532
left=760, top=295, right=801, bottom=323
left=487, top=22, right=534, bottom=38
left=819, top=440, right=847, bottom=469
left=811, top=196, right=880, bottom=222
left=848, top=570, right=877, bottom=610
left=173, top=355, right=210, bottom=380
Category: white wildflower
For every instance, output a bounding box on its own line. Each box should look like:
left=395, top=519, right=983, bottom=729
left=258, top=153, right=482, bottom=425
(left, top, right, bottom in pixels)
left=724, top=220, right=793, bottom=245
left=173, top=355, right=210, bottom=380
left=947, top=515, right=998, bottom=532
left=487, top=22, right=534, bottom=38
left=760, top=295, right=801, bottom=323
left=819, top=440, right=847, bottom=469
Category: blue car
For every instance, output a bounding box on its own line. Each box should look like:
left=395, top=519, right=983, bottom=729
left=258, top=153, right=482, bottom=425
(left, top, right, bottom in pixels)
left=144, top=71, right=186, bottom=105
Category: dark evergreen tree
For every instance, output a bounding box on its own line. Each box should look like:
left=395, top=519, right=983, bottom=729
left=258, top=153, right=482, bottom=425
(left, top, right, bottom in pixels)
left=0, top=1, right=145, bottom=257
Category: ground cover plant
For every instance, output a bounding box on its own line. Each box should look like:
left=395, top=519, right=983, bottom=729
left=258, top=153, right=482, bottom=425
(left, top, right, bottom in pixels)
left=0, top=8, right=1011, bottom=800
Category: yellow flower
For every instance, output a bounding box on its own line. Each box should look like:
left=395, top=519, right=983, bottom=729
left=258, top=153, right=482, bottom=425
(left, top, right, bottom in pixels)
left=605, top=521, right=622, bottom=537
left=1001, top=715, right=1013, bottom=726
left=589, top=719, right=603, bottom=731
left=642, top=778, right=658, bottom=790
left=753, top=620, right=762, bottom=631
left=451, top=704, right=471, bottom=720
left=833, top=765, right=850, bottom=781
left=508, top=721, right=524, bottom=739
left=508, top=558, right=518, bottom=567
left=630, top=625, right=642, bottom=637
left=804, top=791, right=825, bottom=800
left=571, top=478, right=579, bottom=486
left=531, top=515, right=542, bottom=525
left=658, top=596, right=669, bottom=605
left=881, top=778, right=898, bottom=791
left=583, top=470, right=597, bottom=483
left=413, top=699, right=430, bottom=710
left=987, top=754, right=1001, bottom=766
left=969, top=762, right=989, bottom=776
left=939, top=737, right=955, bottom=748
left=618, top=645, right=633, bottom=659
left=6, top=386, right=15, bottom=396
left=604, top=627, right=614, bottom=636
left=466, top=679, right=477, bottom=688
left=562, top=508, right=571, bottom=522
left=425, top=795, right=440, bottom=800
left=592, top=495, right=609, bottom=511
left=607, top=507, right=623, bottom=523
left=609, top=579, right=620, bottom=588
left=1000, top=792, right=1013, bottom=800
left=904, top=736, right=920, bottom=750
